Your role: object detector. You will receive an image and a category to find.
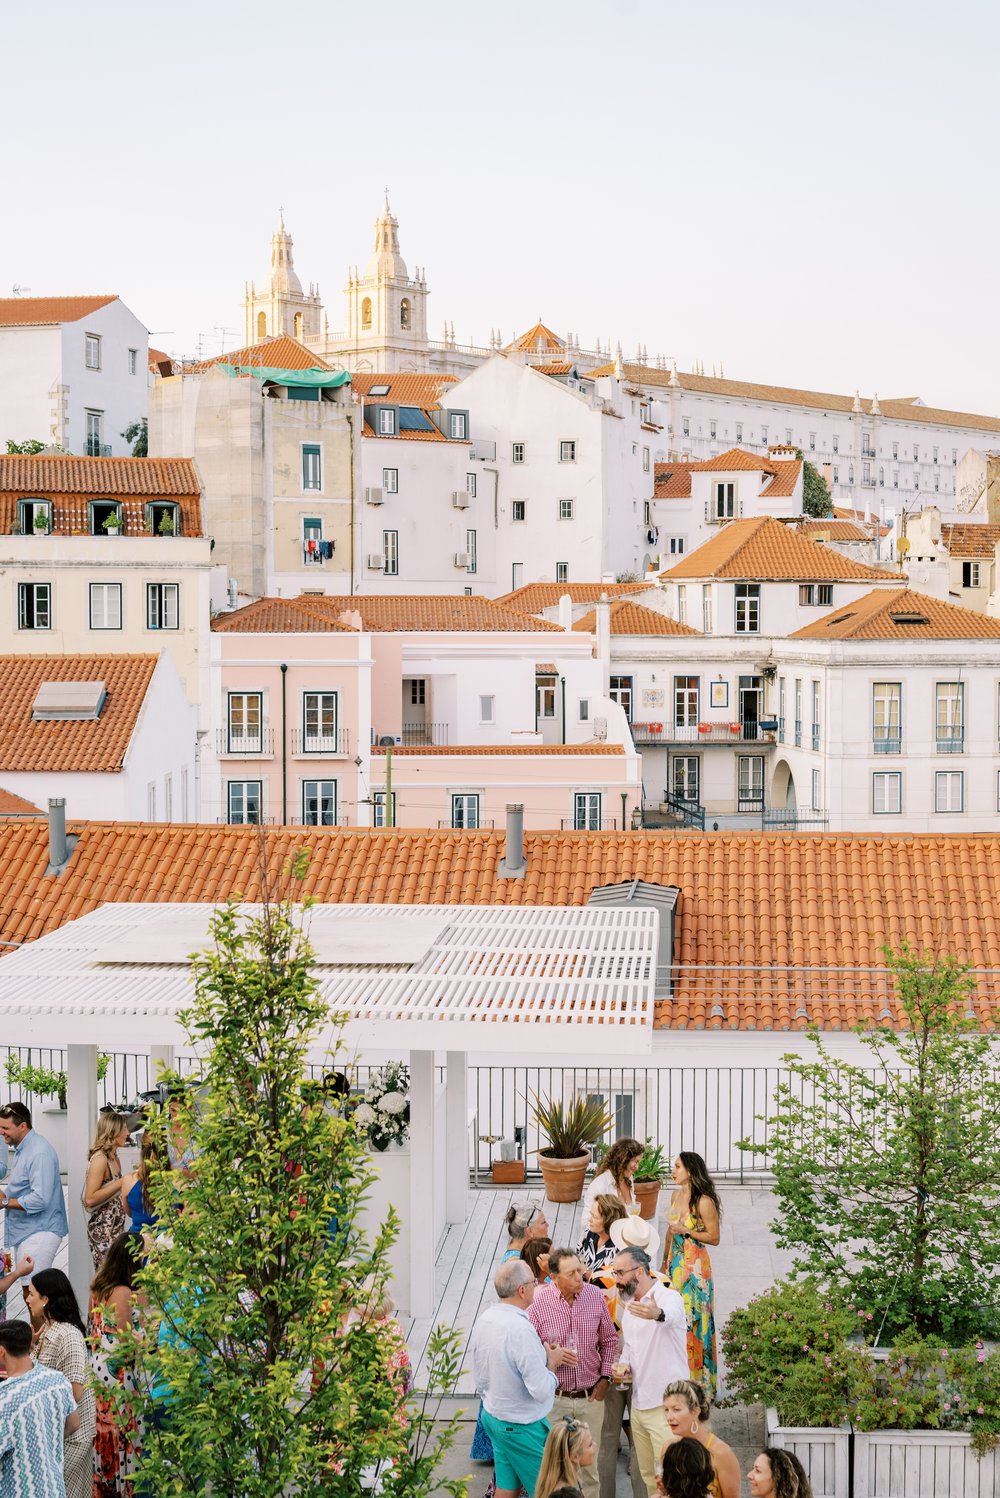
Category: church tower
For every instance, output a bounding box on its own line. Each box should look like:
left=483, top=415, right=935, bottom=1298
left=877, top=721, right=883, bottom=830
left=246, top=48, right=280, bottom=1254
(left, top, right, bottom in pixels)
left=243, top=214, right=323, bottom=346
left=340, top=195, right=429, bottom=371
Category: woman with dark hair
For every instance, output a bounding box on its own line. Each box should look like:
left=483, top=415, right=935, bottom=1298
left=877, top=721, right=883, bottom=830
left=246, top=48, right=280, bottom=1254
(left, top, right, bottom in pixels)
left=520, top=1235, right=552, bottom=1283
left=660, top=1435, right=715, bottom=1498
left=576, top=1192, right=628, bottom=1276
left=660, top=1153, right=721, bottom=1400
left=25, top=1268, right=96, bottom=1498
left=661, top=1380, right=739, bottom=1498
left=89, top=1230, right=145, bottom=1496
left=579, top=1137, right=643, bottom=1234
left=119, top=1128, right=170, bottom=1237
left=747, top=1449, right=813, bottom=1498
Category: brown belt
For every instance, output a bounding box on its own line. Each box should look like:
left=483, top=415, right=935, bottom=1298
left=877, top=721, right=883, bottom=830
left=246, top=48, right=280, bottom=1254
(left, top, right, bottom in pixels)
left=561, top=1385, right=595, bottom=1398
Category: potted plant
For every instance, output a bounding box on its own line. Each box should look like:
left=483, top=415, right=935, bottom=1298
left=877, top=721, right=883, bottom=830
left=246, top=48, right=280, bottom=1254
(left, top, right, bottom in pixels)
left=350, top=1061, right=410, bottom=1152
left=529, top=1092, right=610, bottom=1202
left=632, top=1138, right=666, bottom=1219
left=697, top=722, right=712, bottom=734
left=5, top=1052, right=110, bottom=1110
left=102, top=511, right=123, bottom=535
left=157, top=511, right=176, bottom=536
left=32, top=511, right=49, bottom=535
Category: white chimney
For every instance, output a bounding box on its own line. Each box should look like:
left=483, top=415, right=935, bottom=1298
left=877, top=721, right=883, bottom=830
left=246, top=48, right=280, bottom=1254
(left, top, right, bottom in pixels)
left=558, top=593, right=573, bottom=631
left=596, top=594, right=612, bottom=685
left=497, top=803, right=526, bottom=880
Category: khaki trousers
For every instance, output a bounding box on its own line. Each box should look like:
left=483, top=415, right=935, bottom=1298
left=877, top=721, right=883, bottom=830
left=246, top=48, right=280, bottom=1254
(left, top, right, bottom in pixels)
left=550, top=1390, right=606, bottom=1498
left=630, top=1404, right=672, bottom=1497
left=597, top=1382, right=647, bottom=1498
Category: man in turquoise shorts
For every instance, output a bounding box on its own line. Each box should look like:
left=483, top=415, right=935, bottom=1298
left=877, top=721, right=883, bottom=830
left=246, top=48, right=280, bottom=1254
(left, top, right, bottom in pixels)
left=469, top=1258, right=571, bottom=1498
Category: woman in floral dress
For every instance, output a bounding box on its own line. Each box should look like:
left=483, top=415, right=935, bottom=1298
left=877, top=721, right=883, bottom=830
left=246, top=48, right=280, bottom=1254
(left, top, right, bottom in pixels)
left=661, top=1152, right=721, bottom=1401
left=84, top=1110, right=129, bottom=1268
left=88, top=1231, right=144, bottom=1496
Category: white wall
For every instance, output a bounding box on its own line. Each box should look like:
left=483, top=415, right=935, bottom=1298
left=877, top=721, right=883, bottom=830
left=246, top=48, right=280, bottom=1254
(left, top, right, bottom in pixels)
left=59, top=300, right=149, bottom=455
left=0, top=325, right=63, bottom=449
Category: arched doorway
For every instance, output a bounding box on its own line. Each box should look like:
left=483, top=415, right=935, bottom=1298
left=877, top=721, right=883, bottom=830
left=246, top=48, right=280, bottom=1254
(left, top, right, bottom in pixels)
left=770, top=758, right=797, bottom=811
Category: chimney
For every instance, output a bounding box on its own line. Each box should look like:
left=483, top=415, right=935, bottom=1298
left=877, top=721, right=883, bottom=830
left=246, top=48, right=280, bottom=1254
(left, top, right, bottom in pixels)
left=558, top=593, right=573, bottom=631
left=596, top=594, right=612, bottom=683
left=497, top=803, right=526, bottom=880
left=46, top=798, right=78, bottom=877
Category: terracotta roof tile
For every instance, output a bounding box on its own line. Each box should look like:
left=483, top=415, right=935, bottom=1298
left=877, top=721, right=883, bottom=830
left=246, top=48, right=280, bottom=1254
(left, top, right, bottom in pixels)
left=147, top=347, right=175, bottom=375
left=0, top=456, right=202, bottom=538
left=0, top=296, right=117, bottom=327
left=4, top=823, right=1000, bottom=1030
left=352, top=372, right=457, bottom=408
left=293, top=595, right=562, bottom=633
left=361, top=422, right=449, bottom=443
left=940, top=523, right=1000, bottom=558
left=789, top=587, right=1000, bottom=640
left=532, top=362, right=575, bottom=376
left=660, top=516, right=903, bottom=582
left=654, top=448, right=802, bottom=500
left=0, top=788, right=42, bottom=816
left=798, top=519, right=871, bottom=541
left=188, top=335, right=333, bottom=373
left=834, top=506, right=890, bottom=538
left=573, top=600, right=701, bottom=636
left=371, top=743, right=626, bottom=756
left=212, top=599, right=356, bottom=634
left=506, top=322, right=566, bottom=353
left=495, top=582, right=652, bottom=611
left=0, top=655, right=157, bottom=773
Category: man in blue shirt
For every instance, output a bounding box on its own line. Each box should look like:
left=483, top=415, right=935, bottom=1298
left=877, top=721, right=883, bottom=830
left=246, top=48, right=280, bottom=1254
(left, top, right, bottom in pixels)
left=0, top=1317, right=79, bottom=1498
left=0, top=1103, right=68, bottom=1274
left=469, top=1257, right=570, bottom=1498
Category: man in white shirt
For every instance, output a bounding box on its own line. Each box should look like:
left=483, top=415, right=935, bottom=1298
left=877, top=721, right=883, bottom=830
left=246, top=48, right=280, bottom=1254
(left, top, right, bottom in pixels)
left=468, top=1258, right=570, bottom=1498
left=610, top=1245, right=688, bottom=1497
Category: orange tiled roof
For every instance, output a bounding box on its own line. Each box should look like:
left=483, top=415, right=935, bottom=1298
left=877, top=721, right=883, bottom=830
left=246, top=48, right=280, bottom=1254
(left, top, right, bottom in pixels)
left=188, top=335, right=333, bottom=373
left=0, top=456, right=203, bottom=538
left=299, top=595, right=562, bottom=633
left=0, top=656, right=157, bottom=773
left=653, top=448, right=803, bottom=500
left=941, top=523, right=1000, bottom=559
left=147, top=347, right=174, bottom=375
left=0, top=788, right=42, bottom=817
left=352, top=372, right=457, bottom=409
left=834, top=506, right=890, bottom=538
left=371, top=743, right=626, bottom=756
left=506, top=321, right=566, bottom=354
left=660, top=516, right=903, bottom=582
left=0, top=296, right=117, bottom=327
left=212, top=599, right=357, bottom=634
left=798, top=519, right=871, bottom=542
left=4, top=823, right=1000, bottom=1029
left=361, top=422, right=449, bottom=443
left=789, top=587, right=1000, bottom=640
left=495, top=582, right=652, bottom=611
left=532, top=362, right=575, bottom=377
left=573, top=600, right=701, bottom=636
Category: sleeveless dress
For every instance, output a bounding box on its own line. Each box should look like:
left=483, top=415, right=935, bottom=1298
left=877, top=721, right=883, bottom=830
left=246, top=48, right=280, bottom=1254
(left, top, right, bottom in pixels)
left=90, top=1299, right=143, bottom=1496
left=87, top=1152, right=126, bottom=1268
left=126, top=1177, right=157, bottom=1235
left=666, top=1203, right=718, bottom=1401
left=706, top=1432, right=723, bottom=1498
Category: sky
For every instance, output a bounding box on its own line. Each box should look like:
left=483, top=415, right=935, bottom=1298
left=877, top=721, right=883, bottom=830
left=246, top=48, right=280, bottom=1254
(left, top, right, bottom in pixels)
left=4, top=0, right=998, bottom=414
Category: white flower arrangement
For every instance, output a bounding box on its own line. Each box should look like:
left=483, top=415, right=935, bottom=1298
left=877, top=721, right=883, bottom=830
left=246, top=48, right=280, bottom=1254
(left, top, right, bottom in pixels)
left=355, top=1062, right=410, bottom=1151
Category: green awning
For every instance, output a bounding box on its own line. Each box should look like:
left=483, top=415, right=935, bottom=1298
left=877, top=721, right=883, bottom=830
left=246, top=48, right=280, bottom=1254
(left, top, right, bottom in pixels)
left=223, top=365, right=352, bottom=389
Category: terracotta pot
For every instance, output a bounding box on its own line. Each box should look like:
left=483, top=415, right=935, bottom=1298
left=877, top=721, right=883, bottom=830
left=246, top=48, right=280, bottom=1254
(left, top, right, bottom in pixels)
left=633, top=1179, right=661, bottom=1220
left=537, top=1150, right=591, bottom=1202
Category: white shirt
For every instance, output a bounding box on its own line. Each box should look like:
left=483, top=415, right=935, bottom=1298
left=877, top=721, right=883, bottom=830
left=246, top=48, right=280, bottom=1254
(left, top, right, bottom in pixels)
left=618, top=1279, right=688, bottom=1410
left=468, top=1304, right=557, bottom=1423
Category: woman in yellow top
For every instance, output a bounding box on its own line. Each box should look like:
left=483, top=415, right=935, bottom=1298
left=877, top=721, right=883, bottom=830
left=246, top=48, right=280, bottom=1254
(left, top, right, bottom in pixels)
left=660, top=1381, right=740, bottom=1498
left=660, top=1153, right=721, bottom=1400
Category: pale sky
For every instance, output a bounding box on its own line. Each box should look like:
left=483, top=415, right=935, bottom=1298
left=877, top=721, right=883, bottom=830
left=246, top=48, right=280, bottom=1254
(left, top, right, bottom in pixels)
left=5, top=0, right=998, bottom=415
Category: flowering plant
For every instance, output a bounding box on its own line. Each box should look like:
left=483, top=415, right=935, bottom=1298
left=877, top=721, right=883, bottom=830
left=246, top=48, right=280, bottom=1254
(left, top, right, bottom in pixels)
left=355, top=1062, right=410, bottom=1152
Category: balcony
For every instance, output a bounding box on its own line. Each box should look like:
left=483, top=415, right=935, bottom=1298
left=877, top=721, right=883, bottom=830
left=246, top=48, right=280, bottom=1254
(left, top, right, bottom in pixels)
left=811, top=727, right=820, bottom=751
left=631, top=721, right=776, bottom=746
left=560, top=817, right=620, bottom=831
left=761, top=808, right=829, bottom=830
left=83, top=439, right=112, bottom=457
left=436, top=819, right=496, bottom=830
left=286, top=815, right=350, bottom=828
left=216, top=728, right=275, bottom=758
left=936, top=728, right=964, bottom=754
left=873, top=733, right=902, bottom=755
left=794, top=719, right=802, bottom=746
left=290, top=727, right=351, bottom=757
left=371, top=723, right=450, bottom=747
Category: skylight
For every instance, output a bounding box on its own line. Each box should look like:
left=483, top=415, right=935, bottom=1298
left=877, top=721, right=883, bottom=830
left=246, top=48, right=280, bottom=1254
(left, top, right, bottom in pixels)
left=829, top=613, right=854, bottom=625
left=889, top=612, right=930, bottom=625
left=368, top=384, right=390, bottom=397
left=32, top=681, right=107, bottom=721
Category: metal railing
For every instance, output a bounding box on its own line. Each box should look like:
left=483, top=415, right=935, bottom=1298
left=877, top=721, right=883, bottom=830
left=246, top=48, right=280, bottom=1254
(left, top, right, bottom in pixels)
left=83, top=439, right=112, bottom=457
left=559, top=817, right=619, bottom=831
left=436, top=819, right=496, bottom=830
left=632, top=722, right=775, bottom=745
left=215, top=728, right=275, bottom=757
left=761, top=808, right=829, bottom=830
left=371, top=723, right=450, bottom=747
left=936, top=728, right=964, bottom=753
left=811, top=727, right=820, bottom=751
left=873, top=734, right=902, bottom=754
left=663, top=791, right=706, bottom=830
left=290, top=727, right=351, bottom=757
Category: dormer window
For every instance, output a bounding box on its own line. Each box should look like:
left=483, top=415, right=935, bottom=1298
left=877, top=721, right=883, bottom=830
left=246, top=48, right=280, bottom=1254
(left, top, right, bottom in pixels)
left=378, top=407, right=397, bottom=436
left=90, top=500, right=123, bottom=535
left=146, top=501, right=180, bottom=536
left=449, top=411, right=469, bottom=440
left=714, top=481, right=735, bottom=519
left=18, top=499, right=52, bottom=534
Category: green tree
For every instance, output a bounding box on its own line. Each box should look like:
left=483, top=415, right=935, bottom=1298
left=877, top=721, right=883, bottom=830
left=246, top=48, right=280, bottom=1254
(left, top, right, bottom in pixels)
left=122, top=418, right=148, bottom=456
left=6, top=438, right=48, bottom=454
left=118, top=853, right=466, bottom=1495
left=744, top=946, right=1000, bottom=1342
left=801, top=457, right=833, bottom=517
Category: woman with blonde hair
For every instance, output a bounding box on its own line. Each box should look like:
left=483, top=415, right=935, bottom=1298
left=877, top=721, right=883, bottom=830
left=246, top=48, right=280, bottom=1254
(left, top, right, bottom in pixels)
left=83, top=1110, right=129, bottom=1268
left=535, top=1415, right=597, bottom=1498
left=661, top=1380, right=740, bottom=1498
left=577, top=1192, right=628, bottom=1277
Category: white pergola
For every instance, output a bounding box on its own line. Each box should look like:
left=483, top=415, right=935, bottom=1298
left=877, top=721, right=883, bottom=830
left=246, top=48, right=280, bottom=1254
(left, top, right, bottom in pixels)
left=0, top=901, right=658, bottom=1314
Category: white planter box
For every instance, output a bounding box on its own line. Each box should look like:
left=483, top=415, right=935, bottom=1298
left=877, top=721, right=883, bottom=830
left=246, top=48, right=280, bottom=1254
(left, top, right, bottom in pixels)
left=766, top=1407, right=850, bottom=1498
left=853, top=1428, right=999, bottom=1498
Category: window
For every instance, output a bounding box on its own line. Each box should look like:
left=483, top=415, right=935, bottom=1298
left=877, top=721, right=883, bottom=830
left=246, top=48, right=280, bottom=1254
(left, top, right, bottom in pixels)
left=811, top=681, right=821, bottom=751
left=85, top=334, right=101, bottom=371
left=935, top=770, right=964, bottom=813
left=734, top=582, right=760, bottom=633
left=128, top=348, right=138, bottom=376
left=536, top=680, right=556, bottom=719
left=849, top=465, right=855, bottom=485
left=892, top=442, right=899, bottom=460
left=953, top=449, right=958, bottom=465
left=181, top=766, right=189, bottom=821
left=682, top=418, right=690, bottom=437
left=257, top=312, right=267, bottom=338
left=832, top=434, right=839, bottom=453
left=228, top=781, right=262, bottom=824
left=303, top=780, right=338, bottom=826
left=879, top=466, right=885, bottom=487
left=555, top=561, right=568, bottom=583
left=18, top=498, right=51, bottom=533
left=862, top=432, right=873, bottom=456
left=303, top=692, right=338, bottom=752
left=452, top=793, right=480, bottom=829
left=809, top=432, right=816, bottom=451
left=361, top=298, right=372, bottom=330
left=147, top=783, right=156, bottom=821
left=578, top=698, right=590, bottom=721
left=873, top=772, right=902, bottom=815
left=294, top=312, right=303, bottom=338
left=737, top=755, right=765, bottom=811
left=642, top=447, right=650, bottom=472
left=573, top=792, right=602, bottom=830
left=963, top=562, right=981, bottom=588
left=449, top=411, right=468, bottom=440
left=785, top=428, right=793, bottom=444
left=913, top=445, right=919, bottom=462
left=512, top=442, right=525, bottom=464
left=863, top=461, right=871, bottom=485
left=667, top=536, right=685, bottom=555
left=164, top=774, right=172, bottom=823
left=672, top=756, right=700, bottom=802
left=89, top=582, right=121, bottom=629
left=302, top=445, right=321, bottom=490
left=761, top=425, right=768, bottom=445
left=702, top=585, right=713, bottom=633
left=146, top=582, right=179, bottom=630
left=674, top=676, right=699, bottom=728
left=558, top=498, right=574, bottom=520
left=710, top=420, right=717, bottom=439
left=935, top=682, right=964, bottom=751
left=811, top=769, right=821, bottom=810
left=833, top=466, right=839, bottom=484
left=378, top=408, right=397, bottom=436
left=610, top=676, right=633, bottom=721
left=873, top=682, right=902, bottom=752
left=410, top=680, right=426, bottom=706
left=893, top=471, right=899, bottom=488
left=714, top=481, right=735, bottom=519
left=465, top=472, right=477, bottom=498
left=559, top=440, right=576, bottom=462
left=794, top=679, right=802, bottom=746
left=735, top=422, right=743, bottom=442
left=778, top=677, right=786, bottom=741
left=512, top=500, right=526, bottom=522
left=147, top=500, right=179, bottom=535
left=383, top=467, right=398, bottom=493
left=89, top=499, right=121, bottom=534
left=400, top=298, right=411, bottom=330
left=466, top=528, right=477, bottom=573
left=228, top=692, right=263, bottom=753
left=18, top=582, right=50, bottom=629
left=798, top=583, right=834, bottom=608
left=383, top=530, right=398, bottom=575
left=480, top=695, right=495, bottom=725
left=85, top=410, right=104, bottom=456
left=303, top=516, right=323, bottom=563
left=372, top=790, right=397, bottom=828
left=677, top=585, right=687, bottom=624
left=933, top=447, right=939, bottom=464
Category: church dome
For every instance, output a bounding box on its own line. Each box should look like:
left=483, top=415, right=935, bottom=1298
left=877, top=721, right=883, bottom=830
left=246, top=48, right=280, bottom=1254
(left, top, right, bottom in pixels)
left=366, top=195, right=408, bottom=279
left=264, top=213, right=303, bottom=296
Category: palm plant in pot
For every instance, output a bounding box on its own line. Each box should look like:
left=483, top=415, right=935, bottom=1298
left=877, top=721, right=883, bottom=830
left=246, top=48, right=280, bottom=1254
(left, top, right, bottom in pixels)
left=529, top=1092, right=610, bottom=1202
left=632, top=1138, right=667, bottom=1220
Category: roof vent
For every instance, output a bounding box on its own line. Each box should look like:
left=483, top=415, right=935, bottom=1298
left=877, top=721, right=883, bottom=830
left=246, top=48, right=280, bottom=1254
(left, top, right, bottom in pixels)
left=587, top=879, right=680, bottom=998
left=32, top=680, right=106, bottom=721
left=828, top=612, right=854, bottom=626
left=889, top=611, right=930, bottom=625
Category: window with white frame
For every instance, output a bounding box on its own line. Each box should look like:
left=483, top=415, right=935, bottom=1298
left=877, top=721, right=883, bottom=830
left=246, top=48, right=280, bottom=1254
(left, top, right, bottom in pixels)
left=85, top=410, right=104, bottom=456
left=714, top=481, right=735, bottom=519
left=674, top=676, right=699, bottom=728
left=682, top=418, right=690, bottom=437
left=642, top=447, right=650, bottom=472
left=303, top=691, right=338, bottom=752
left=677, top=585, right=687, bottom=625
left=811, top=681, right=821, bottom=750
left=811, top=768, right=821, bottom=810
left=573, top=792, right=602, bottom=830
left=963, top=561, right=981, bottom=588
left=558, top=498, right=574, bottom=520
left=785, top=428, right=793, bottom=444
left=146, top=582, right=179, bottom=630
left=672, top=756, right=700, bottom=802
left=228, top=781, right=262, bottom=824
left=702, top=585, right=713, bottom=633
left=761, top=425, right=768, bottom=444
left=667, top=536, right=685, bottom=554
left=479, top=694, right=495, bottom=724
left=832, top=434, right=839, bottom=453
left=303, top=516, right=323, bottom=563
left=935, top=682, right=964, bottom=750
left=873, top=771, right=902, bottom=814
left=378, top=408, right=397, bottom=436
left=85, top=333, right=101, bottom=370
left=302, top=779, right=337, bottom=826
left=512, top=500, right=526, bottom=522
left=181, top=766, right=189, bottom=821
left=556, top=562, right=568, bottom=583
left=735, top=422, right=743, bottom=442
left=778, top=677, right=786, bottom=741
left=466, top=472, right=477, bottom=497
left=449, top=411, right=468, bottom=440
left=18, top=582, right=50, bottom=630
left=383, top=467, right=398, bottom=493
left=302, top=444, right=321, bottom=490
left=164, top=773, right=172, bottom=823
left=536, top=680, right=556, bottom=719
left=873, top=682, right=901, bottom=751
left=710, top=421, right=717, bottom=439
left=935, top=770, right=964, bottom=813
left=512, top=442, right=525, bottom=464
left=737, top=755, right=765, bottom=810
left=228, top=692, right=263, bottom=753
left=559, top=440, right=577, bottom=462
left=89, top=582, right=121, bottom=629
left=610, top=676, right=632, bottom=721
left=809, top=432, right=816, bottom=450
left=372, top=790, right=397, bottom=828
left=794, top=679, right=802, bottom=746
left=17, top=498, right=51, bottom=533
left=578, top=698, right=590, bottom=721
left=147, top=782, right=156, bottom=821
left=466, top=529, right=477, bottom=573
left=383, top=530, right=398, bottom=575
left=798, top=584, right=834, bottom=607
left=734, top=582, right=760, bottom=633
left=451, top=793, right=480, bottom=829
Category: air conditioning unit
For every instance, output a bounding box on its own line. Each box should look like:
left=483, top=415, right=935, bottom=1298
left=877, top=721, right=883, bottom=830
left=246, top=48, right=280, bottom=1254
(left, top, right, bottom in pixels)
left=365, top=486, right=384, bottom=505
left=453, top=551, right=470, bottom=568
left=451, top=490, right=469, bottom=509
left=366, top=553, right=385, bottom=570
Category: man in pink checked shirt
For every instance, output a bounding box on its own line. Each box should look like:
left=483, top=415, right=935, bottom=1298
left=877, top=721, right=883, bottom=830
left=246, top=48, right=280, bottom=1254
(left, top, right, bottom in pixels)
left=528, top=1246, right=618, bottom=1498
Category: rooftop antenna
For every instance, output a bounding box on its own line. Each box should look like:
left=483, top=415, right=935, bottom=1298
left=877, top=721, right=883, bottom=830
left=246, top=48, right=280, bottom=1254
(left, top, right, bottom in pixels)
left=213, top=324, right=237, bottom=354
left=11, top=284, right=31, bottom=297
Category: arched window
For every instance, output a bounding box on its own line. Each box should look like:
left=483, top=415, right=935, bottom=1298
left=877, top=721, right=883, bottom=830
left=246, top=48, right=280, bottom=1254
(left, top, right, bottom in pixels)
left=256, top=311, right=267, bottom=338
left=361, top=297, right=372, bottom=331
left=294, top=312, right=303, bottom=338
left=400, top=298, right=411, bottom=330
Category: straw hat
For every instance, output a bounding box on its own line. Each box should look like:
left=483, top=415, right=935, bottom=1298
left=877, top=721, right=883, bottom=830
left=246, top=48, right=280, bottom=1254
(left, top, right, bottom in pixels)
left=608, top=1214, right=661, bottom=1264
